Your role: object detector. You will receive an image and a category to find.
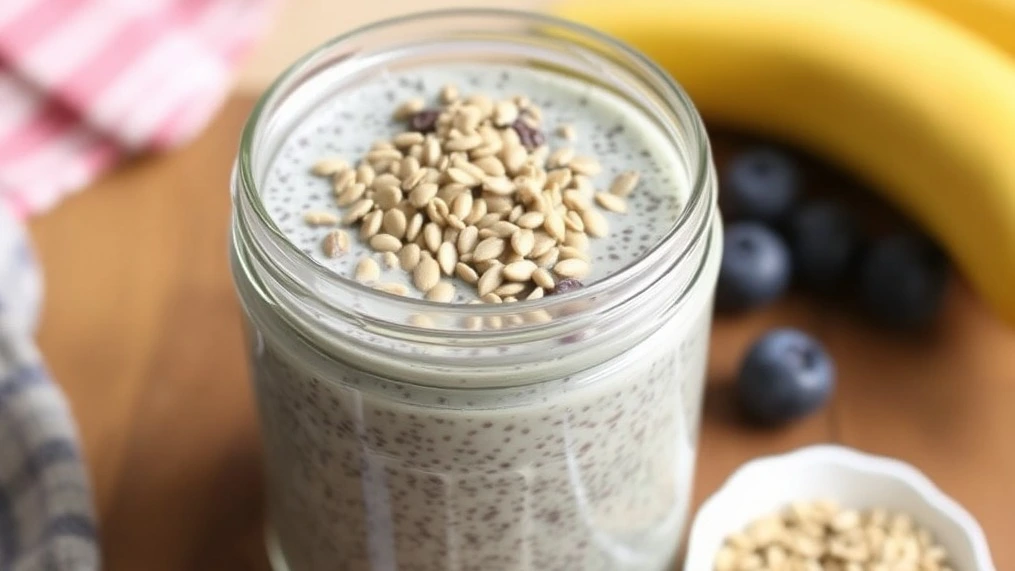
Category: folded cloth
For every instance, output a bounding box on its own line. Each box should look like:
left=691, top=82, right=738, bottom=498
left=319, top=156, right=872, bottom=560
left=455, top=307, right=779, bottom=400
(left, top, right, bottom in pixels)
left=0, top=0, right=276, bottom=568
left=0, top=0, right=276, bottom=217
left=0, top=204, right=97, bottom=570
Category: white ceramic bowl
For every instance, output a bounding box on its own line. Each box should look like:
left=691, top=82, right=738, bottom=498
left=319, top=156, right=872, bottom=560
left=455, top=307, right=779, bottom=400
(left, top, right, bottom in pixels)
left=684, top=445, right=995, bottom=570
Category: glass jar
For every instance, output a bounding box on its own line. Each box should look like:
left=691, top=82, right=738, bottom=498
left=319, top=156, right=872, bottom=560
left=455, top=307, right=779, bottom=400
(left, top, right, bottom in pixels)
left=230, top=8, right=721, bottom=571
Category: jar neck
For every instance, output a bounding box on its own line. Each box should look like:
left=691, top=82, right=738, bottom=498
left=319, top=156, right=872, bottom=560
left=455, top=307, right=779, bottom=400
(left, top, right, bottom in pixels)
left=230, top=9, right=719, bottom=387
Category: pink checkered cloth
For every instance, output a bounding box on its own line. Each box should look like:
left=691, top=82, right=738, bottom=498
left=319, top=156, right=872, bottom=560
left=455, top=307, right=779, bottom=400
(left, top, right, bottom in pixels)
left=0, top=0, right=277, bottom=218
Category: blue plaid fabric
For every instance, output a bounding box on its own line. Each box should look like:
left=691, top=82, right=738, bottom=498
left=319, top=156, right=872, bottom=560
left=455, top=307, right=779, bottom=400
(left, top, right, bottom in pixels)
left=0, top=204, right=99, bottom=570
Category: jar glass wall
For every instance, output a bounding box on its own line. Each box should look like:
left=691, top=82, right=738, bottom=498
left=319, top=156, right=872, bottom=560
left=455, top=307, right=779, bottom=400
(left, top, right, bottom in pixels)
left=230, top=9, right=721, bottom=571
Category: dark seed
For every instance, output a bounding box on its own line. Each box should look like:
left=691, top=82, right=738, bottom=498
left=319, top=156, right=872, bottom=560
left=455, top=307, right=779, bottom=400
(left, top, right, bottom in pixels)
left=550, top=278, right=584, bottom=295
left=409, top=109, right=440, bottom=133
left=512, top=118, right=545, bottom=150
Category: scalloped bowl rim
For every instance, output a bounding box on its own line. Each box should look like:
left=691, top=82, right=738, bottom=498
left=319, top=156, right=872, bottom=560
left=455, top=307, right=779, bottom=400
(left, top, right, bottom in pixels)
left=683, top=444, right=995, bottom=571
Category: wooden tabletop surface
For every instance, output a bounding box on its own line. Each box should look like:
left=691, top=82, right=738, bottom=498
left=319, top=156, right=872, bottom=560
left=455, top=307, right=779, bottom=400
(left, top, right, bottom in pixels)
left=26, top=97, right=1015, bottom=570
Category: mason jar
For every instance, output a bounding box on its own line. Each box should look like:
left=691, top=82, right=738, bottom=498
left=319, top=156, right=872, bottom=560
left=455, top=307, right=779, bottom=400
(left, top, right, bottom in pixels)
left=230, top=9, right=722, bottom=571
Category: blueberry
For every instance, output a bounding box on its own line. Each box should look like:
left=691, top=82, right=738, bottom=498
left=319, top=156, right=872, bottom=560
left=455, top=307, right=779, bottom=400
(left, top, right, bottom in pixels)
left=737, top=328, right=835, bottom=425
left=860, top=234, right=948, bottom=328
left=788, top=200, right=862, bottom=290
left=716, top=222, right=792, bottom=312
left=722, top=147, right=800, bottom=223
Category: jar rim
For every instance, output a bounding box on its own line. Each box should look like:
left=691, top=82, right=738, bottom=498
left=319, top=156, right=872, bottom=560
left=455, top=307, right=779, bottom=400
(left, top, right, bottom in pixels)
left=234, top=7, right=713, bottom=320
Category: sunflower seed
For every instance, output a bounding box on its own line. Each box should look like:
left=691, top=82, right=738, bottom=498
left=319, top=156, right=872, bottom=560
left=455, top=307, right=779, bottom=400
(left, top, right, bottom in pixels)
left=437, top=183, right=467, bottom=204
left=437, top=242, right=458, bottom=276
left=369, top=233, right=402, bottom=253
left=453, top=106, right=482, bottom=132
left=480, top=176, right=513, bottom=195
left=342, top=199, right=374, bottom=225
left=558, top=246, right=590, bottom=262
left=425, top=281, right=456, bottom=303
left=356, top=164, right=376, bottom=186
left=304, top=211, right=339, bottom=226
left=455, top=262, right=479, bottom=284
left=336, top=182, right=367, bottom=206
left=409, top=182, right=438, bottom=208
left=487, top=221, right=519, bottom=238
left=465, top=198, right=488, bottom=224
left=374, top=184, right=403, bottom=210
left=564, top=231, right=589, bottom=250
left=503, top=145, right=528, bottom=174
left=451, top=192, right=473, bottom=220
left=554, top=258, right=590, bottom=278
left=444, top=134, right=484, bottom=153
left=354, top=257, right=380, bottom=283
left=366, top=148, right=402, bottom=164
left=332, top=169, right=357, bottom=194
left=476, top=213, right=502, bottom=229
left=311, top=157, right=348, bottom=177
left=381, top=208, right=407, bottom=239
left=515, top=211, right=545, bottom=229
left=494, top=282, right=527, bottom=297
left=595, top=192, right=628, bottom=213
left=564, top=210, right=585, bottom=232
left=405, top=212, right=424, bottom=241
left=473, top=237, right=506, bottom=262
left=531, top=232, right=556, bottom=257
left=536, top=247, right=560, bottom=268
left=399, top=243, right=422, bottom=271
left=358, top=210, right=383, bottom=240
left=473, top=156, right=506, bottom=177
left=562, top=189, right=590, bottom=212
left=568, top=155, right=601, bottom=176
left=452, top=157, right=488, bottom=181
left=547, top=147, right=574, bottom=169
left=445, top=214, right=465, bottom=231
left=493, top=101, right=520, bottom=127
left=509, top=228, right=535, bottom=256
left=543, top=213, right=566, bottom=242
left=457, top=225, right=479, bottom=254
left=393, top=132, right=425, bottom=148
left=485, top=195, right=514, bottom=214
left=423, top=136, right=442, bottom=167
left=423, top=223, right=442, bottom=253
left=321, top=230, right=349, bottom=257
left=581, top=209, right=609, bottom=237
left=439, top=83, right=459, bottom=104
left=477, top=264, right=504, bottom=297
left=609, top=170, right=640, bottom=197
left=532, top=268, right=555, bottom=290
left=444, top=166, right=479, bottom=187
left=393, top=98, right=425, bottom=121
left=401, top=167, right=429, bottom=191
left=503, top=260, right=538, bottom=282
left=414, top=257, right=441, bottom=292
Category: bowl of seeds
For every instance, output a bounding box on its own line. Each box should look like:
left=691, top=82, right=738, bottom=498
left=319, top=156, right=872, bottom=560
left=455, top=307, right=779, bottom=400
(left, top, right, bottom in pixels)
left=684, top=445, right=995, bottom=570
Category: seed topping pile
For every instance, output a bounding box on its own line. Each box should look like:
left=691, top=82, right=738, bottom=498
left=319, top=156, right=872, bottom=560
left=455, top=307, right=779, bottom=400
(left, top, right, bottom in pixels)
left=715, top=500, right=954, bottom=571
left=304, top=86, right=640, bottom=303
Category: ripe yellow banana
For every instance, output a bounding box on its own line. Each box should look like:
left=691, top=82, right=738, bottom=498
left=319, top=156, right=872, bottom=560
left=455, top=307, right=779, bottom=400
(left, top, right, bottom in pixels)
left=554, top=0, right=1015, bottom=326
left=899, top=0, right=1015, bottom=57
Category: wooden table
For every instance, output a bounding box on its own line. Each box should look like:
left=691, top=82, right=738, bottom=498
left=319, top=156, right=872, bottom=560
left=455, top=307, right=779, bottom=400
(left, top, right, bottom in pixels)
left=27, top=97, right=1015, bottom=570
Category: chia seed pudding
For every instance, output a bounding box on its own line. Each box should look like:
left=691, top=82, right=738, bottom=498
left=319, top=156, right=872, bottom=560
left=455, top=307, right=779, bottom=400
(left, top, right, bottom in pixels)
left=230, top=10, right=722, bottom=571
